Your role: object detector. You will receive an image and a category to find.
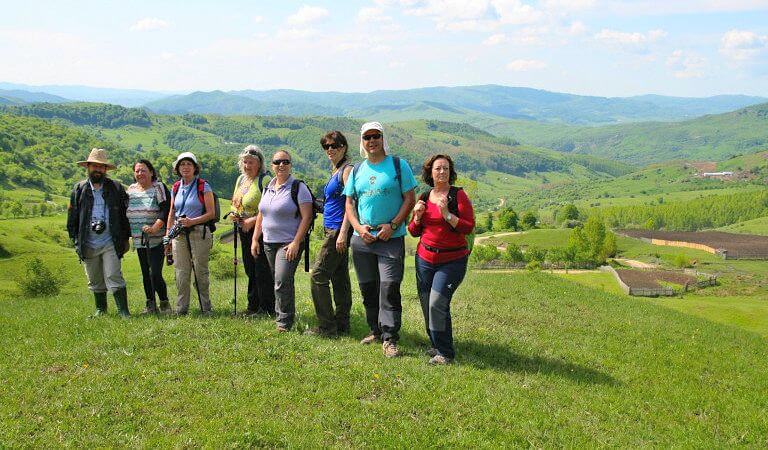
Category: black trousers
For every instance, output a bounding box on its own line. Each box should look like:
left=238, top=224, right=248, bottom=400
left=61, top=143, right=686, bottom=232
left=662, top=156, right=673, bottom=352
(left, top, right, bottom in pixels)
left=136, top=245, right=168, bottom=305
left=239, top=228, right=275, bottom=314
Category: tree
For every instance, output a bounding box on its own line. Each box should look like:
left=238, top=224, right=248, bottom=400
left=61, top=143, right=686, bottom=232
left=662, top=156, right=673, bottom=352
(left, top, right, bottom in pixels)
left=558, top=204, right=579, bottom=222
left=520, top=212, right=537, bottom=230
left=497, top=208, right=518, bottom=231
left=485, top=212, right=494, bottom=232
left=503, top=243, right=525, bottom=263
left=525, top=245, right=547, bottom=263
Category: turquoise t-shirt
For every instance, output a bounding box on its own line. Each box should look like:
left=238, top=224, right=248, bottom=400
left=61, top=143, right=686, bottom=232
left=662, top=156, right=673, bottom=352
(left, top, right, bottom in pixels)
left=343, top=155, right=417, bottom=239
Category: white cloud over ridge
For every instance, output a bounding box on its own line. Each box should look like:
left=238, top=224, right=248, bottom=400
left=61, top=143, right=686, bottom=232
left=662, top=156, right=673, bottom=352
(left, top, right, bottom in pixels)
left=666, top=50, right=707, bottom=79
left=594, top=28, right=666, bottom=52
left=720, top=29, right=768, bottom=62
left=506, top=59, right=548, bottom=71
left=129, top=18, right=169, bottom=32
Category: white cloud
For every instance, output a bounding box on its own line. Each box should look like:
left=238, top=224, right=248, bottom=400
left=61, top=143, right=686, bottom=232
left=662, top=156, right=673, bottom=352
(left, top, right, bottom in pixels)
left=720, top=29, right=768, bottom=62
left=358, top=7, right=385, bottom=23
left=388, top=60, right=405, bottom=68
left=483, top=33, right=508, bottom=46
left=541, top=0, right=596, bottom=11
left=492, top=0, right=543, bottom=25
left=603, top=0, right=768, bottom=15
left=506, top=59, right=547, bottom=71
left=253, top=16, right=264, bottom=24
left=594, top=28, right=666, bottom=52
left=568, top=21, right=587, bottom=36
left=286, top=5, right=329, bottom=26
left=666, top=49, right=706, bottom=78
left=277, top=28, right=319, bottom=40
left=129, top=17, right=169, bottom=32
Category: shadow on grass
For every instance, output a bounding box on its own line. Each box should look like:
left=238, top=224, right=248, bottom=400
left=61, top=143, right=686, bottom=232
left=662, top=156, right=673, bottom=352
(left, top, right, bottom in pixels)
left=458, top=339, right=619, bottom=385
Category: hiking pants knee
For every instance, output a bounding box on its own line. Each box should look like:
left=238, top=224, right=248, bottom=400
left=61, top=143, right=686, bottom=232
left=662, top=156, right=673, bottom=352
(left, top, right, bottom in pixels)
left=310, top=227, right=352, bottom=333
left=264, top=242, right=303, bottom=329
left=240, top=228, right=275, bottom=314
left=172, top=227, right=213, bottom=313
left=415, top=254, right=468, bottom=359
left=137, top=245, right=168, bottom=304
left=82, top=244, right=126, bottom=294
left=351, top=237, right=404, bottom=342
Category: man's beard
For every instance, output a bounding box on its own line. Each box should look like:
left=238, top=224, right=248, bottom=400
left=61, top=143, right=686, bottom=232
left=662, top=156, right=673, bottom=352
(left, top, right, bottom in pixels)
left=89, top=171, right=105, bottom=184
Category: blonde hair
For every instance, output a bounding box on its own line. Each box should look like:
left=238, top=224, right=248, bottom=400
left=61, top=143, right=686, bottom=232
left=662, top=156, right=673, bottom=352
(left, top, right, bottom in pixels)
left=238, top=145, right=267, bottom=176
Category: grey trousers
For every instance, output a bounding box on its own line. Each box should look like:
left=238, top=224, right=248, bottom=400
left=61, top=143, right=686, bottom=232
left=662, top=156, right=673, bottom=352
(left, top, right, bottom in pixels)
left=264, top=242, right=304, bottom=329
left=82, top=244, right=126, bottom=294
left=350, top=236, right=405, bottom=342
left=172, top=227, right=213, bottom=313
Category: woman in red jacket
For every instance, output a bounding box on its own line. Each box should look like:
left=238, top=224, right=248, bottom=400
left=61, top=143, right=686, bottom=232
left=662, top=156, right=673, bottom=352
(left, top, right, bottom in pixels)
left=408, top=154, right=475, bottom=364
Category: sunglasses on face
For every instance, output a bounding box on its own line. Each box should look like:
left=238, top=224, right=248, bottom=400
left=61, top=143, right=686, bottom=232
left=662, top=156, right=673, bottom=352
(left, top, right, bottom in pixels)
left=272, top=159, right=291, bottom=166
left=362, top=133, right=382, bottom=141
left=322, top=143, right=342, bottom=150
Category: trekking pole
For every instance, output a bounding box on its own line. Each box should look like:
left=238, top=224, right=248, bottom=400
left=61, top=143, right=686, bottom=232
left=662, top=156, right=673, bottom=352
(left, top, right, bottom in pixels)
left=182, top=219, right=204, bottom=313
left=223, top=212, right=239, bottom=316
left=141, top=231, right=157, bottom=311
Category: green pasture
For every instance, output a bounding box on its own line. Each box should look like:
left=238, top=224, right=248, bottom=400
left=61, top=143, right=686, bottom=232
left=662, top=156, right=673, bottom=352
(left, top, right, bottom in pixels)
left=718, top=216, right=768, bottom=236
left=2, top=215, right=768, bottom=446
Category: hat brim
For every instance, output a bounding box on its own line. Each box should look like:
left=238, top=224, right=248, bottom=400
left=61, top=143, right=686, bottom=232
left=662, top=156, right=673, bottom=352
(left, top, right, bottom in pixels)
left=78, top=160, right=116, bottom=170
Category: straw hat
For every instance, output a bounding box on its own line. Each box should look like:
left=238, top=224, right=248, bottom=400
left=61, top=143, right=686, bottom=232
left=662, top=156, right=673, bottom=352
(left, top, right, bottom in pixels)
left=77, top=148, right=116, bottom=170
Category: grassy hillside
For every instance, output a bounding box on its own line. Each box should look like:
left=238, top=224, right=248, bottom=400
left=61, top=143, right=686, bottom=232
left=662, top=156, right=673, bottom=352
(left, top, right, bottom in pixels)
left=1, top=214, right=767, bottom=446
left=490, top=102, right=768, bottom=165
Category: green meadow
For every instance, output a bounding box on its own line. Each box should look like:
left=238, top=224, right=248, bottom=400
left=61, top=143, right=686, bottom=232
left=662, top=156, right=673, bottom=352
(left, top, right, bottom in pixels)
left=1, top=214, right=768, bottom=446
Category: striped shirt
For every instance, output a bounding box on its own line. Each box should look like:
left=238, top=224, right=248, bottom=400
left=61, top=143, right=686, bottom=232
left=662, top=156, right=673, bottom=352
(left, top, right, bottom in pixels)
left=127, top=182, right=166, bottom=248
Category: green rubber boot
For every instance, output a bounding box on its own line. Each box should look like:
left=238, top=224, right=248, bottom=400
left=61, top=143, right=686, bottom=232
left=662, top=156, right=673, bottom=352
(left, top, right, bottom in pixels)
left=113, top=287, right=130, bottom=319
left=91, top=292, right=108, bottom=317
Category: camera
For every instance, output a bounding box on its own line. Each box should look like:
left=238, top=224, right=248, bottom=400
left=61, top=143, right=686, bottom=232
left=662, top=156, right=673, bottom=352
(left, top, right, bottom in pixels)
left=91, top=220, right=106, bottom=234
left=162, top=215, right=186, bottom=247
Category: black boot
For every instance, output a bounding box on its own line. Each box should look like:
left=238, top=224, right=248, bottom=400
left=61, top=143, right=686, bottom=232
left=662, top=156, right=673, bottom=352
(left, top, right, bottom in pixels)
left=91, top=292, right=108, bottom=317
left=143, top=298, right=158, bottom=315
left=113, top=287, right=130, bottom=319
left=159, top=299, right=171, bottom=313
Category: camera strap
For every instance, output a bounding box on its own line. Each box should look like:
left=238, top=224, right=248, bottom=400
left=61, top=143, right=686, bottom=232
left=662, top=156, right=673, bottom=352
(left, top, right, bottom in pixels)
left=176, top=177, right=197, bottom=218
left=88, top=180, right=108, bottom=221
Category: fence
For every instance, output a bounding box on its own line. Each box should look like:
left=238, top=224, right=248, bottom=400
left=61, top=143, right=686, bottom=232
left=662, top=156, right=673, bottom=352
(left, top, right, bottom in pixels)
left=601, top=266, right=675, bottom=297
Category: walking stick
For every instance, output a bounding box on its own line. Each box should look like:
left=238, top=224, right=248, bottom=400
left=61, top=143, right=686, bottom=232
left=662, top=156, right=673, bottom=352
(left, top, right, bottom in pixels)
left=222, top=212, right=239, bottom=316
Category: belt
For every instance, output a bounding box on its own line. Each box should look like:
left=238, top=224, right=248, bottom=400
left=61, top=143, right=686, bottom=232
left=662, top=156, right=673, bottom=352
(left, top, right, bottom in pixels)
left=420, top=242, right=467, bottom=254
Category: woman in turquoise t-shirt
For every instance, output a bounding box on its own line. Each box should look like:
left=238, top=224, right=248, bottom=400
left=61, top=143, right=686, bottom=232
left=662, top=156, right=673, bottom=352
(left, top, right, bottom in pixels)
left=344, top=121, right=417, bottom=358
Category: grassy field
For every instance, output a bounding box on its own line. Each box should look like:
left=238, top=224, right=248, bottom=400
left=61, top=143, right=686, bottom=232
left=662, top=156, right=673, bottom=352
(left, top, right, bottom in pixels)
left=719, top=216, right=768, bottom=236
left=2, top=215, right=768, bottom=446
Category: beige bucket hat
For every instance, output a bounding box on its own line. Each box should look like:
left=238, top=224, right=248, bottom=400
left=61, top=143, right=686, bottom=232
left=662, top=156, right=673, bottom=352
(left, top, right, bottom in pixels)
left=77, top=148, right=116, bottom=170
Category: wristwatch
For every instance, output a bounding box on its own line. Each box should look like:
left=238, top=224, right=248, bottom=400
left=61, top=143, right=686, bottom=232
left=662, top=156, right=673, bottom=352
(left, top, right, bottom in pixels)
left=390, top=220, right=400, bottom=230
left=444, top=213, right=453, bottom=222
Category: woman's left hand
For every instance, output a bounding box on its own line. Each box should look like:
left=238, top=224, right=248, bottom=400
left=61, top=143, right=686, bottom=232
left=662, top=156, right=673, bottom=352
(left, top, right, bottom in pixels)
left=285, top=241, right=300, bottom=261
left=241, top=216, right=256, bottom=232
left=178, top=216, right=194, bottom=228
left=335, top=234, right=347, bottom=253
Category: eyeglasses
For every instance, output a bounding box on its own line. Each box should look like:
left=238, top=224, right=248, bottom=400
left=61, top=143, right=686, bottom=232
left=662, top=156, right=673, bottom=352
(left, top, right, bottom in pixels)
left=272, top=159, right=291, bottom=166
left=322, top=143, right=342, bottom=150
left=362, top=133, right=382, bottom=141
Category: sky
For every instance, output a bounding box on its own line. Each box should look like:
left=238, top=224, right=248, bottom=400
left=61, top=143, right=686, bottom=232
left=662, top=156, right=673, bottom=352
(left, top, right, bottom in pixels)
left=1, top=0, right=767, bottom=97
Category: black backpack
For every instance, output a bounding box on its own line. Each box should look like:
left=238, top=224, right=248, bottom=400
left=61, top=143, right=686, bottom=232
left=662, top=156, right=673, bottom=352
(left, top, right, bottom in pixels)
left=419, top=186, right=475, bottom=252
left=290, top=179, right=322, bottom=272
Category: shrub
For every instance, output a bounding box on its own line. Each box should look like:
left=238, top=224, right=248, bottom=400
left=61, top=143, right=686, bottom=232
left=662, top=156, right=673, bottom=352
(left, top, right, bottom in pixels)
left=210, top=253, right=238, bottom=280
left=503, top=243, right=525, bottom=263
left=525, top=245, right=547, bottom=263
left=16, top=257, right=65, bottom=297
left=470, top=244, right=500, bottom=264
left=525, top=260, right=541, bottom=271
left=0, top=242, right=10, bottom=258
left=673, top=254, right=692, bottom=269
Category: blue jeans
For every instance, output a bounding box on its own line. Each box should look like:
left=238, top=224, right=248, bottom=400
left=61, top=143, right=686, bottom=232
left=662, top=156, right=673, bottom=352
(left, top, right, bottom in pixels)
left=415, top=254, right=468, bottom=359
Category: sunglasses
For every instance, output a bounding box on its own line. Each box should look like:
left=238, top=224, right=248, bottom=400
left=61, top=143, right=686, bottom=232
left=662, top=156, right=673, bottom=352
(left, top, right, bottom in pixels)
left=362, top=133, right=382, bottom=141
left=272, top=159, right=291, bottom=166
left=322, top=143, right=342, bottom=150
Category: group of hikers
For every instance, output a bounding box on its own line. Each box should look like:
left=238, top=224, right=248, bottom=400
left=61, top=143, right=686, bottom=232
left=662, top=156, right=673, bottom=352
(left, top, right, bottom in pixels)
left=67, top=121, right=475, bottom=364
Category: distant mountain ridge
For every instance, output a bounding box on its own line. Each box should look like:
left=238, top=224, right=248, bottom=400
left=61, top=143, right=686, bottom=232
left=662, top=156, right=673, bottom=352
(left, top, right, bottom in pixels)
left=0, top=82, right=172, bottom=107
left=145, top=85, right=767, bottom=125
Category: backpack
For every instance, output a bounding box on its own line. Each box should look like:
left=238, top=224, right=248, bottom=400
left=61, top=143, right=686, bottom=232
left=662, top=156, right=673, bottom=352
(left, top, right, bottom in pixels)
left=257, top=171, right=270, bottom=192
left=172, top=177, right=220, bottom=234
left=419, top=186, right=475, bottom=253
left=290, top=179, right=322, bottom=272
left=332, top=162, right=354, bottom=196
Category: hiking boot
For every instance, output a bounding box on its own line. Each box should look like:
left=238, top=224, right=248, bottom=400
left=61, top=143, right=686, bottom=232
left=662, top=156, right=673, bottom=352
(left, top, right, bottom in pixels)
left=360, top=333, right=381, bottom=345
left=241, top=309, right=258, bottom=318
left=426, top=347, right=439, bottom=357
left=337, top=324, right=351, bottom=335
left=429, top=354, right=452, bottom=365
left=200, top=310, right=212, bottom=317
left=90, top=292, right=108, bottom=318
left=142, top=301, right=158, bottom=315
left=159, top=300, right=172, bottom=313
left=113, top=287, right=130, bottom=319
left=276, top=325, right=289, bottom=333
left=304, top=327, right=337, bottom=337
left=382, top=340, right=402, bottom=358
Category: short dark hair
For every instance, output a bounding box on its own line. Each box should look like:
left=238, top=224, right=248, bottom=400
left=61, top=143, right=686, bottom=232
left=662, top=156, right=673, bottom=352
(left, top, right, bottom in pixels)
left=134, top=159, right=158, bottom=181
left=174, top=158, right=200, bottom=177
left=321, top=131, right=349, bottom=169
left=421, top=154, right=457, bottom=187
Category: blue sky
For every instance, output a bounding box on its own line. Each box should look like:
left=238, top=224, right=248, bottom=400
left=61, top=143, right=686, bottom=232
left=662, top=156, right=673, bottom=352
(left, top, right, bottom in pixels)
left=1, top=0, right=767, bottom=97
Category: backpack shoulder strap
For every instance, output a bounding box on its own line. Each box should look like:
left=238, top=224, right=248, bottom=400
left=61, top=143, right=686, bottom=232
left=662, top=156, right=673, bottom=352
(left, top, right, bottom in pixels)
left=258, top=172, right=269, bottom=192
left=419, top=189, right=431, bottom=204
left=172, top=180, right=181, bottom=196
left=337, top=163, right=354, bottom=189
left=448, top=186, right=461, bottom=216
left=392, top=156, right=403, bottom=198
left=291, top=179, right=301, bottom=218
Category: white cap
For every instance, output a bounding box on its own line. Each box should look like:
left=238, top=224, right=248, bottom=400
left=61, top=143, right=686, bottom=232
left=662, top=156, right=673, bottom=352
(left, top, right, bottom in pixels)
left=359, top=121, right=390, bottom=158
left=173, top=152, right=200, bottom=173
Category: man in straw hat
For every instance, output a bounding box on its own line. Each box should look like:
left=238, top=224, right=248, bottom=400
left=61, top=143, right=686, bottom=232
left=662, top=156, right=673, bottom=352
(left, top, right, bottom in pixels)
left=67, top=148, right=131, bottom=317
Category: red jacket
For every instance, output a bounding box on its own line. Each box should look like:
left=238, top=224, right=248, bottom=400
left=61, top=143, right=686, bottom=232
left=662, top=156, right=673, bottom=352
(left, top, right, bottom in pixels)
left=408, top=188, right=475, bottom=264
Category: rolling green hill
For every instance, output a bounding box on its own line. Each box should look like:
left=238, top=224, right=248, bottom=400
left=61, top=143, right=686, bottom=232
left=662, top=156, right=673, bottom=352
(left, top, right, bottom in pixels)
left=489, top=102, right=768, bottom=165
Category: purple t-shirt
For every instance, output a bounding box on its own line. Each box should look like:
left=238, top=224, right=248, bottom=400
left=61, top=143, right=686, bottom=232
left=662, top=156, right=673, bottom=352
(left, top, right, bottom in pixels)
left=259, top=176, right=312, bottom=243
